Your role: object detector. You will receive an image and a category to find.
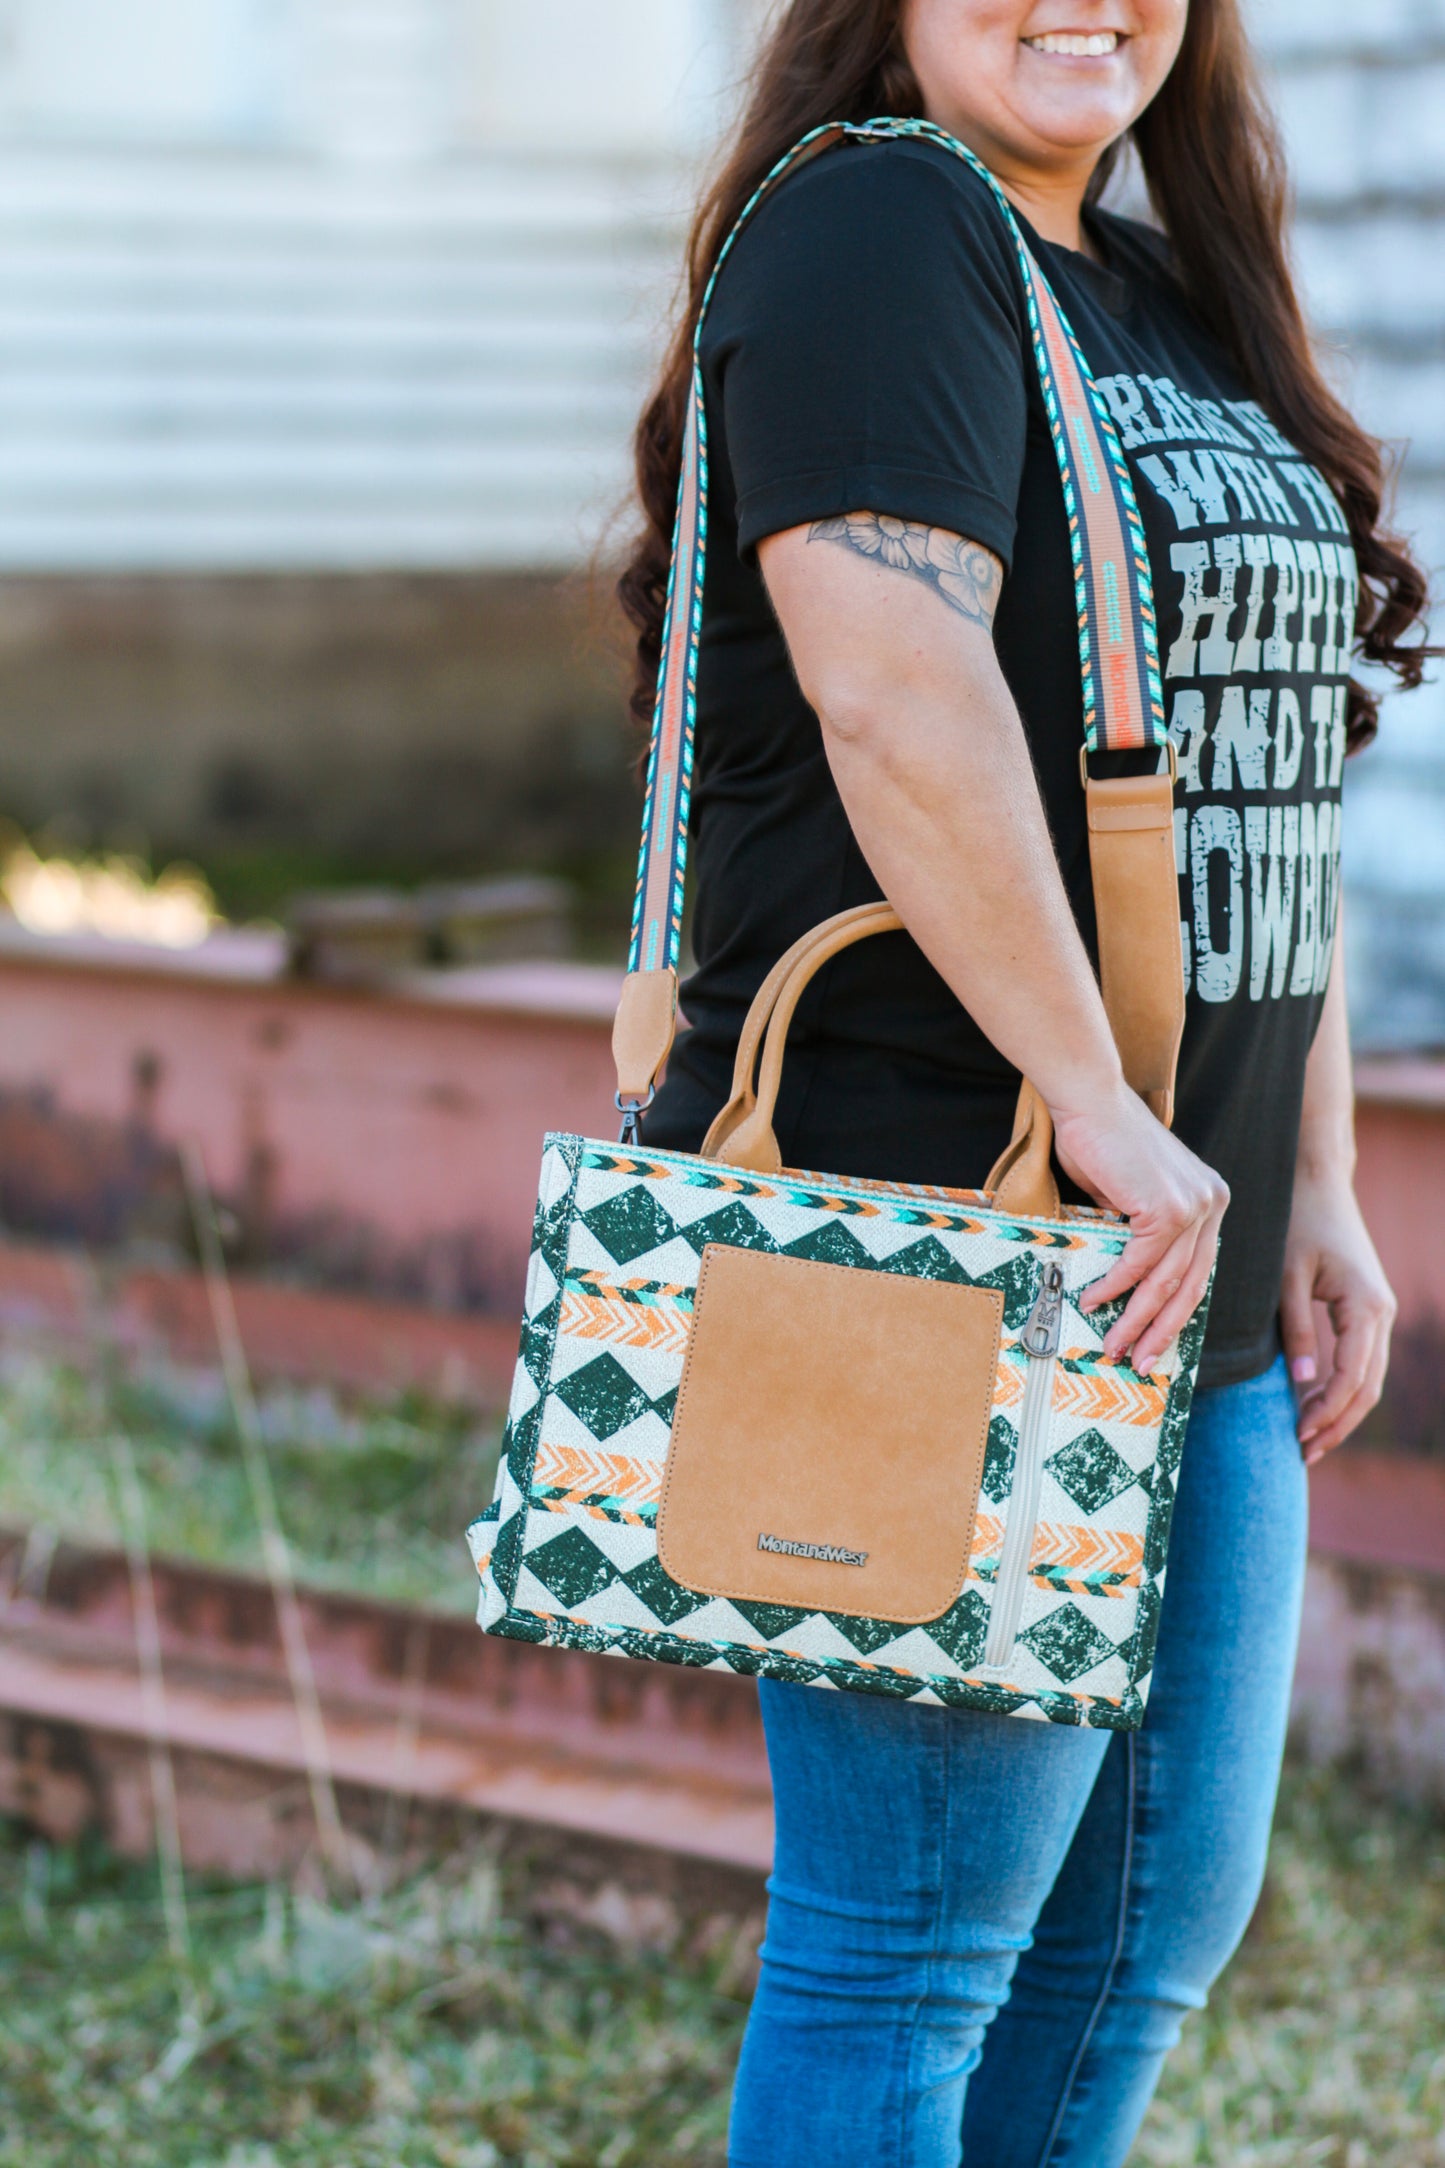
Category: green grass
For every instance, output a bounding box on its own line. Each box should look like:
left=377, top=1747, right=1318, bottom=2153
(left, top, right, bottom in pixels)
left=1, top=1351, right=1441, bottom=2161
left=0, top=1827, right=752, bottom=2168
left=1137, top=1768, right=1445, bottom=2165
left=0, top=1349, right=500, bottom=1613
left=1, top=1767, right=1440, bottom=2167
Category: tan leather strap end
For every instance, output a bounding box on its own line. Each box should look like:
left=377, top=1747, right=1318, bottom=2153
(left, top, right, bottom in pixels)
left=1086, top=771, right=1185, bottom=1130
left=985, top=1081, right=1061, bottom=1222
left=612, top=968, right=678, bottom=1106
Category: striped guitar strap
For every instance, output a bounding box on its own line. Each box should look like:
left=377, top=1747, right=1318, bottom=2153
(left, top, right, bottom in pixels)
left=612, top=117, right=1183, bottom=1143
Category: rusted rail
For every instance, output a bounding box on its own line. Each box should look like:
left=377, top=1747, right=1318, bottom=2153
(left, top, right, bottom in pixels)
left=0, top=926, right=1440, bottom=1432
left=4, top=1474, right=1444, bottom=1892
left=0, top=1233, right=519, bottom=1404
left=0, top=1526, right=772, bottom=1882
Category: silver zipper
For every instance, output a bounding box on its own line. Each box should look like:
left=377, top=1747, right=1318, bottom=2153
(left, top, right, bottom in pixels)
left=982, top=1262, right=1064, bottom=1670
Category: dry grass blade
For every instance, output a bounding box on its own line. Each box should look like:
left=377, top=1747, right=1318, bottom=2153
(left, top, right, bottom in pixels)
left=107, top=1433, right=194, bottom=1987
left=180, top=1136, right=357, bottom=1893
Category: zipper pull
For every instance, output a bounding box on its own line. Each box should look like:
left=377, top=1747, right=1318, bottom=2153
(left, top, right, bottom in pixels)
left=1021, top=1263, right=1065, bottom=1359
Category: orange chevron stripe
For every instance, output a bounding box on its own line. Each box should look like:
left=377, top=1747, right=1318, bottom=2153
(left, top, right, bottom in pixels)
left=992, top=1355, right=1026, bottom=1410
left=559, top=1283, right=692, bottom=1355
left=1029, top=1521, right=1143, bottom=1579
left=989, top=1350, right=1167, bottom=1425
left=969, top=1512, right=1142, bottom=1598
left=531, top=1438, right=665, bottom=1507
left=1054, top=1365, right=1166, bottom=1428
left=970, top=1512, right=1005, bottom=1565
left=789, top=1164, right=993, bottom=1210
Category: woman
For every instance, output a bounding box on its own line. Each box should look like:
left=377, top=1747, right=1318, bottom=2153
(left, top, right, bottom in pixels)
left=620, top=3, right=1430, bottom=2162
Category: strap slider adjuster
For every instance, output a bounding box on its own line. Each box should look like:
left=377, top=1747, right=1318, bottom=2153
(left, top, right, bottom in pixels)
left=1079, top=739, right=1177, bottom=790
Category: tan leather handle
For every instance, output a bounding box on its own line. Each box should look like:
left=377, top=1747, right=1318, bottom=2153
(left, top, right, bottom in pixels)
left=701, top=904, right=901, bottom=1161
left=700, top=904, right=1062, bottom=1221
left=984, top=1081, right=1060, bottom=1222
left=621, top=765, right=1183, bottom=1223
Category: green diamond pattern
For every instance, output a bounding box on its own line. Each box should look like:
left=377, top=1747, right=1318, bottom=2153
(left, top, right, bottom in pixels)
left=975, top=1255, right=1045, bottom=1329
left=527, top=1526, right=620, bottom=1607
left=622, top=1556, right=710, bottom=1626
left=783, top=1222, right=873, bottom=1268
left=734, top=1597, right=813, bottom=1642
left=680, top=1202, right=779, bottom=1255
left=1046, top=1429, right=1138, bottom=1515
left=1121, top=1580, right=1162, bottom=1676
left=878, top=1235, right=964, bottom=1281
left=1143, top=1472, right=1175, bottom=1578
left=924, top=1587, right=991, bottom=1668
left=981, top=1413, right=1018, bottom=1504
left=1020, top=1604, right=1116, bottom=1683
left=831, top=1609, right=914, bottom=1657
left=581, top=1186, right=678, bottom=1264
left=554, top=1353, right=654, bottom=1440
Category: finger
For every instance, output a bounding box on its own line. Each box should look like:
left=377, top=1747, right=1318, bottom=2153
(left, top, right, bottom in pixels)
left=1297, top=1309, right=1376, bottom=1444
left=1278, top=1265, right=1320, bottom=1393
left=1098, top=1226, right=1209, bottom=1366
left=1080, top=1219, right=1191, bottom=1317
left=1303, top=1320, right=1391, bottom=1463
left=1133, top=1234, right=1224, bottom=1374
left=1303, top=1383, right=1377, bottom=1459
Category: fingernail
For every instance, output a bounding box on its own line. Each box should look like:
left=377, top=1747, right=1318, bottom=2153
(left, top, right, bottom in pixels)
left=1298, top=1425, right=1317, bottom=1446
left=1290, top=1356, right=1317, bottom=1384
left=1304, top=1446, right=1323, bottom=1466
left=1080, top=1293, right=1098, bottom=1314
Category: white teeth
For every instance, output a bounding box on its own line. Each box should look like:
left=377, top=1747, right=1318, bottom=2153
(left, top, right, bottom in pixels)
left=1025, top=30, right=1120, bottom=56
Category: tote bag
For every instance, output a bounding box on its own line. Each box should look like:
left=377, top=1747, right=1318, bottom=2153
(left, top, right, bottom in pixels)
left=467, top=120, right=1203, bottom=1730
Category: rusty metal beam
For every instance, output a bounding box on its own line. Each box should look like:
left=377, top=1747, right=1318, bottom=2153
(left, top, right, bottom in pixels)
left=0, top=1232, right=517, bottom=1403
left=0, top=1527, right=773, bottom=1878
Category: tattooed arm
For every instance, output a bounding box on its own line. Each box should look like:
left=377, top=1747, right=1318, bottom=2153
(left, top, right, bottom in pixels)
left=808, top=512, right=1004, bottom=630
left=757, top=510, right=1228, bottom=1372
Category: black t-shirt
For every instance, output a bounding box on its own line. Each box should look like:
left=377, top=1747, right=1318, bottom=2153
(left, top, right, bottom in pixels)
left=645, top=135, right=1350, bottom=1390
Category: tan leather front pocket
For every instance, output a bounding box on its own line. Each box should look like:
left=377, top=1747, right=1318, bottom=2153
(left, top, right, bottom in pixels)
left=657, top=1245, right=1004, bottom=1624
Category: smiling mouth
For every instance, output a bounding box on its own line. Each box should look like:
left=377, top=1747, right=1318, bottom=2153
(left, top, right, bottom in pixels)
left=1022, top=30, right=1124, bottom=56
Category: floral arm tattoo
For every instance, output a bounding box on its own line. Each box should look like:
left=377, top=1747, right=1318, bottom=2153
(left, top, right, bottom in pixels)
left=808, top=511, right=1003, bottom=631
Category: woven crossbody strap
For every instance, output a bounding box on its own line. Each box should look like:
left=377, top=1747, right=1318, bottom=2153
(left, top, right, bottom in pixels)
left=613, top=117, right=1182, bottom=1134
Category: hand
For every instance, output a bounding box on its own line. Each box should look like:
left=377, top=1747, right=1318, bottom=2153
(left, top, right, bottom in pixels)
left=1054, top=1081, right=1230, bottom=1375
left=1281, top=1168, right=1396, bottom=1464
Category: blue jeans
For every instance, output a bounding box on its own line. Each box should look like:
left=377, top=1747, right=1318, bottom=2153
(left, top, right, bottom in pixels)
left=728, top=1354, right=1307, bottom=2168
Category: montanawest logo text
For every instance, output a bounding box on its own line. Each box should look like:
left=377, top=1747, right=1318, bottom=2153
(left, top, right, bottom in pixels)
left=758, top=1533, right=869, bottom=1566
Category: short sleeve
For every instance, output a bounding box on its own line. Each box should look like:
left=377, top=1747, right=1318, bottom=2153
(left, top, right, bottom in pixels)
left=700, top=139, right=1031, bottom=570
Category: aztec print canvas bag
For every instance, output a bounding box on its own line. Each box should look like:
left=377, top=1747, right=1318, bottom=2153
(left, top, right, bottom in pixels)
left=467, top=119, right=1207, bottom=1731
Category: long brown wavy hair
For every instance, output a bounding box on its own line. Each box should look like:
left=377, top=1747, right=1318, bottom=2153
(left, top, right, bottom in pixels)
left=618, top=0, right=1433, bottom=754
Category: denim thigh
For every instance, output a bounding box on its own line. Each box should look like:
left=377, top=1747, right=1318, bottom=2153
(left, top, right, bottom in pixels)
left=727, top=1355, right=1307, bottom=2168
left=960, top=1353, right=1308, bottom=2165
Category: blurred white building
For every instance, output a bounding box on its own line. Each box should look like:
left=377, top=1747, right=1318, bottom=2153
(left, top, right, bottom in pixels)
left=0, top=0, right=1437, bottom=1036
left=1253, top=0, right=1445, bottom=1047
left=0, top=0, right=746, bottom=569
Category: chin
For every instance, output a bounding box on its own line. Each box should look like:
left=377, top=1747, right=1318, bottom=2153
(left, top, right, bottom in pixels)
left=1016, top=95, right=1134, bottom=152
